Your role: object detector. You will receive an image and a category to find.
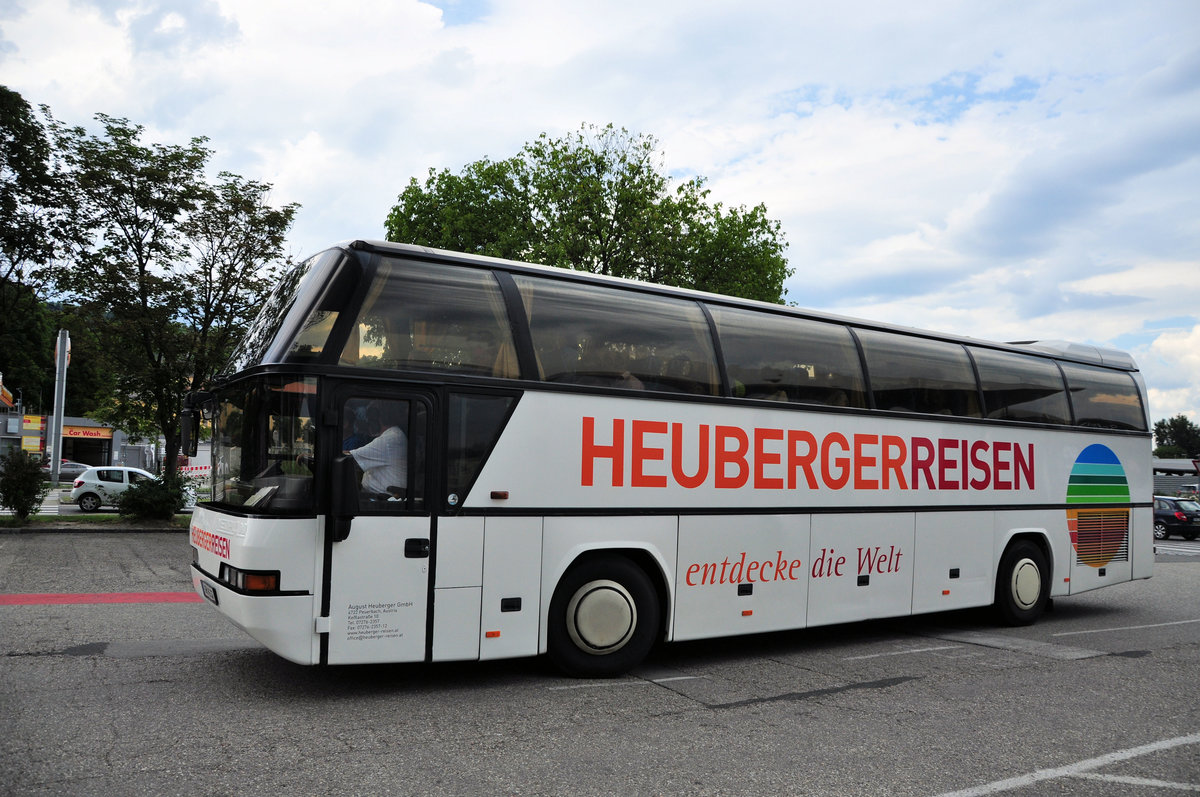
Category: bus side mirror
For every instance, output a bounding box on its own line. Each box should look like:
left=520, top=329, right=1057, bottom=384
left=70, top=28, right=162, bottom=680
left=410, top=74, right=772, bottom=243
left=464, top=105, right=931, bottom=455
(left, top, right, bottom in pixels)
left=180, top=409, right=199, bottom=458
left=329, top=454, right=360, bottom=542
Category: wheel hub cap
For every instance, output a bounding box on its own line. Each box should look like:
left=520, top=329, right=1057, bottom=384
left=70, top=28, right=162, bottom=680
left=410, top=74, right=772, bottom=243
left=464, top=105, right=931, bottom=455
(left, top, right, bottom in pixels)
left=1012, top=559, right=1041, bottom=609
left=566, top=579, right=636, bottom=654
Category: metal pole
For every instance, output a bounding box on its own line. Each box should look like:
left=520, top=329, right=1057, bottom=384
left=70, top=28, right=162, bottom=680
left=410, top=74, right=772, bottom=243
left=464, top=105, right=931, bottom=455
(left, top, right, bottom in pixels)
left=47, top=330, right=70, bottom=483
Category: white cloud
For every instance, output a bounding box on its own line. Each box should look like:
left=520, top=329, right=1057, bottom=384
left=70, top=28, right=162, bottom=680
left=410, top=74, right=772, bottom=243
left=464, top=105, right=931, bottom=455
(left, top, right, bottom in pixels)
left=3, top=0, right=1199, bottom=418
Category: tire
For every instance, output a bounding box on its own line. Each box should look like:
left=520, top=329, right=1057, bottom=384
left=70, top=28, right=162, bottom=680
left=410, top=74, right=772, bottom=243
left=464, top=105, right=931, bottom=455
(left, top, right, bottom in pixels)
left=547, top=555, right=661, bottom=677
left=77, top=493, right=102, bottom=513
left=1154, top=522, right=1169, bottom=540
left=1184, top=532, right=1199, bottom=542
left=995, top=539, right=1050, bottom=626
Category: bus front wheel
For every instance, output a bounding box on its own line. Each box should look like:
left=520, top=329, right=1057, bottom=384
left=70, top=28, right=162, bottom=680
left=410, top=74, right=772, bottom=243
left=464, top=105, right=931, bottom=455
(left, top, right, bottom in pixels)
left=548, top=556, right=660, bottom=677
left=995, top=539, right=1049, bottom=626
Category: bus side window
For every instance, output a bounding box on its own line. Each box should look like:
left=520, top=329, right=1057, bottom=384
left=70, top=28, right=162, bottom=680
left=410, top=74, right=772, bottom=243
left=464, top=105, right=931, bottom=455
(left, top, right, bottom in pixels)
left=514, top=275, right=720, bottom=396
left=447, top=393, right=516, bottom=504
left=711, top=305, right=867, bottom=408
left=344, top=261, right=518, bottom=379
left=971, top=347, right=1070, bottom=425
left=343, top=398, right=424, bottom=510
left=1059, top=363, right=1147, bottom=431
left=858, top=330, right=981, bottom=418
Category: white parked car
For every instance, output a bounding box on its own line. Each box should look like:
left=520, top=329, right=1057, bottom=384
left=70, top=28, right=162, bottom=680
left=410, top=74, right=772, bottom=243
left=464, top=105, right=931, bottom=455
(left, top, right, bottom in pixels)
left=70, top=466, right=197, bottom=512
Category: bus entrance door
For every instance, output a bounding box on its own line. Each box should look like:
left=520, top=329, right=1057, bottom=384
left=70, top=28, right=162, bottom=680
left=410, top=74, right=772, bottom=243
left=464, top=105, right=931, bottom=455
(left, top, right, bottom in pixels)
left=325, top=394, right=431, bottom=665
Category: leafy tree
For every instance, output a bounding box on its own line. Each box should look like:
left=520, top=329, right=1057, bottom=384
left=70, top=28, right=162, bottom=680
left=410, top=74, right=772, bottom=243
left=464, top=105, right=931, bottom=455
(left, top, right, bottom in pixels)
left=0, top=87, right=60, bottom=409
left=385, top=123, right=792, bottom=303
left=1153, top=415, right=1200, bottom=458
left=0, top=449, right=51, bottom=523
left=54, top=305, right=117, bottom=417
left=117, top=472, right=187, bottom=521
left=0, top=86, right=58, bottom=295
left=46, top=113, right=298, bottom=473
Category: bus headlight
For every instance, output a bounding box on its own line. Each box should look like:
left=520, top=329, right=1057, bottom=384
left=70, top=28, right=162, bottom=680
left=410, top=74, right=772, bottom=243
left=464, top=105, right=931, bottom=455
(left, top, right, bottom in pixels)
left=219, top=563, right=281, bottom=594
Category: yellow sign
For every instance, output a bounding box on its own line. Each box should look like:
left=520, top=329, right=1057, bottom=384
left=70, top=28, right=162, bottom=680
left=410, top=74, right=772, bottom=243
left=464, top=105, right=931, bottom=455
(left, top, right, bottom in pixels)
left=23, top=415, right=45, bottom=431
left=21, top=437, right=41, bottom=453
left=0, top=385, right=12, bottom=408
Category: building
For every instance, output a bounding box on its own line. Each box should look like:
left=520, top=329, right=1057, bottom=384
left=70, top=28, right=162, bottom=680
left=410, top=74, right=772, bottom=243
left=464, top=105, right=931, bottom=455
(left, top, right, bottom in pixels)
left=1152, top=457, right=1200, bottom=495
left=0, top=407, right=157, bottom=471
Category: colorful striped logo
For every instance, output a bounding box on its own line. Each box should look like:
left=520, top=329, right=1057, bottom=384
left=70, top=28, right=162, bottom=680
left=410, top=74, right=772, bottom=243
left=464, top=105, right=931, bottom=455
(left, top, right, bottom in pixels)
left=1066, top=444, right=1130, bottom=568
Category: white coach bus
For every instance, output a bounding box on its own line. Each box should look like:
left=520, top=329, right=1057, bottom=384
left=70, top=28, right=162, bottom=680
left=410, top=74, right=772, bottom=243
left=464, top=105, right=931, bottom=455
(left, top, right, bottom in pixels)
left=183, top=240, right=1152, bottom=676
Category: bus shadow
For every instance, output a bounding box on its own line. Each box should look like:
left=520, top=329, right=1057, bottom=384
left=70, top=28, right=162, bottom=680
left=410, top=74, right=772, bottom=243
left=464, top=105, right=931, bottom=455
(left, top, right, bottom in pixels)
left=204, top=599, right=1141, bottom=699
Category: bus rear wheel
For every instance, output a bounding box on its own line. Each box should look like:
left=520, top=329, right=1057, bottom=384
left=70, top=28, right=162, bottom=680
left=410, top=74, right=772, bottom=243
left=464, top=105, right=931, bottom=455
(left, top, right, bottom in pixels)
left=995, top=539, right=1049, bottom=626
left=548, top=556, right=660, bottom=677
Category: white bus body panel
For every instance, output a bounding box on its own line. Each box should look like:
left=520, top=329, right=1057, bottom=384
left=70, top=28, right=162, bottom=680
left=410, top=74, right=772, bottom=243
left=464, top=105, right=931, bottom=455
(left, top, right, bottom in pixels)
left=436, top=515, right=483, bottom=588
left=911, top=511, right=995, bottom=615
left=325, top=514, right=430, bottom=664
left=189, top=506, right=321, bottom=664
left=1131, top=506, right=1154, bottom=580
left=806, top=512, right=916, bottom=627
left=432, top=515, right=484, bottom=661
left=432, top=586, right=481, bottom=661
left=674, top=514, right=810, bottom=641
left=479, top=517, right=543, bottom=660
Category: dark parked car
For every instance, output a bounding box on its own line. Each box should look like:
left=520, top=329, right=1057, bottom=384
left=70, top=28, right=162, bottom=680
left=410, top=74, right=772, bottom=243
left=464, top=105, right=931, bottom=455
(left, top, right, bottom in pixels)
left=40, top=460, right=91, bottom=482
left=1153, top=495, right=1200, bottom=540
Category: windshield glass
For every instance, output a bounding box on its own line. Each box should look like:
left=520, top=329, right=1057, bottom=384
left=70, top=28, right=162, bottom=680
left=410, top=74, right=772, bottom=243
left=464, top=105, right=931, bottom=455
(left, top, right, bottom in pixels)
left=224, top=249, right=346, bottom=373
left=211, top=375, right=317, bottom=512
left=1179, top=501, right=1200, bottom=512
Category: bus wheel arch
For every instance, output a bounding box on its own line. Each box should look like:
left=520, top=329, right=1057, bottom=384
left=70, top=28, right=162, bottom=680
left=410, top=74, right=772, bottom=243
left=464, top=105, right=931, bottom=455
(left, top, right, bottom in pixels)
left=994, top=535, right=1051, bottom=626
left=547, top=550, right=665, bottom=677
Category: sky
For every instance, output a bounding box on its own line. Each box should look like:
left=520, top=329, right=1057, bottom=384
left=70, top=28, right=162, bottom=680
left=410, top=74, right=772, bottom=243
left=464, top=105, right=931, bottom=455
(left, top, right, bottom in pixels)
left=2, top=0, right=1198, bottom=424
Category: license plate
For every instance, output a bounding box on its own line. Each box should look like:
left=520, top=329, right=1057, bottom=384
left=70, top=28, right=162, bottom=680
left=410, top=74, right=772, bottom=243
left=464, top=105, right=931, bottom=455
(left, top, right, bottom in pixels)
left=201, top=581, right=219, bottom=605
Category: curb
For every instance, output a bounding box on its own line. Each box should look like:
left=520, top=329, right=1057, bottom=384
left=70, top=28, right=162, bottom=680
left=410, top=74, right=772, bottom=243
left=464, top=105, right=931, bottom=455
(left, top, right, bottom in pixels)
left=8, top=527, right=188, bottom=534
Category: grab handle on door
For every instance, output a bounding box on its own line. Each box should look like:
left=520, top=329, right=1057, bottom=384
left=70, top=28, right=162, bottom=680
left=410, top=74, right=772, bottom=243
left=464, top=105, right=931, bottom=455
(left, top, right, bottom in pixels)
left=404, top=538, right=430, bottom=558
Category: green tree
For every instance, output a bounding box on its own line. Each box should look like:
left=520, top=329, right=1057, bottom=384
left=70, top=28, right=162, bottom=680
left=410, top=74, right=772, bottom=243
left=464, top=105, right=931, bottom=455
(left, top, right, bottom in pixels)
left=47, top=113, right=298, bottom=473
left=0, top=87, right=60, bottom=408
left=385, top=123, right=791, bottom=303
left=0, top=448, right=51, bottom=523
left=1153, top=414, right=1200, bottom=458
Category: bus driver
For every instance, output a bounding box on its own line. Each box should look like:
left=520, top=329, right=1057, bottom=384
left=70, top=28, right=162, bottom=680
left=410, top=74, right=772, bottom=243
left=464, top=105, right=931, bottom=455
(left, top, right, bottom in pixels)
left=345, top=403, right=408, bottom=500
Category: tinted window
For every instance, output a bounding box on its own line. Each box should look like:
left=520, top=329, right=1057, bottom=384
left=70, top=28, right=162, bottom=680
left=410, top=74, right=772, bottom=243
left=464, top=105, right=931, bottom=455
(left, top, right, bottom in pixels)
left=447, top=393, right=515, bottom=503
left=711, top=306, right=866, bottom=408
left=971, top=348, right=1070, bottom=424
left=858, top=330, right=981, bottom=417
left=1060, top=363, right=1147, bottom=431
left=342, top=260, right=518, bottom=378
left=514, top=275, right=719, bottom=396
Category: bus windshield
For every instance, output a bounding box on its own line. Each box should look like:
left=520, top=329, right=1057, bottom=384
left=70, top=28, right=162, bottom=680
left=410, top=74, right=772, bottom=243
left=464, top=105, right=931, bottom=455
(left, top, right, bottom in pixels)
left=211, top=374, right=317, bottom=512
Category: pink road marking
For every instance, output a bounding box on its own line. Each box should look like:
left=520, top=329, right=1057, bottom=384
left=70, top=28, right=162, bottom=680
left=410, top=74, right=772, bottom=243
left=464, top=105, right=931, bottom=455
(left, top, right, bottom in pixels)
left=0, top=592, right=203, bottom=605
